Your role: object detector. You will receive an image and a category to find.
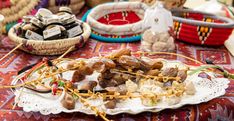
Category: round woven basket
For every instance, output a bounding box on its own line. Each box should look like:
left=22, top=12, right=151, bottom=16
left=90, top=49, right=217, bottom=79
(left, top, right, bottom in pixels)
left=47, top=0, right=85, bottom=15
left=85, top=0, right=113, bottom=8
left=8, top=22, right=91, bottom=55
left=0, top=0, right=39, bottom=34
left=82, top=10, right=142, bottom=43
left=87, top=2, right=148, bottom=36
left=172, top=9, right=234, bottom=46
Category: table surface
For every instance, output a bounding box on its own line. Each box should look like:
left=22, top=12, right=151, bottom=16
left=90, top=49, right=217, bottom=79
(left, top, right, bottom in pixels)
left=0, top=9, right=234, bottom=121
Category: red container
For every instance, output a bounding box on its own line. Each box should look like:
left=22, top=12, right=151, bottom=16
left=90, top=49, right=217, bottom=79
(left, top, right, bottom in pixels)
left=172, top=9, right=234, bottom=46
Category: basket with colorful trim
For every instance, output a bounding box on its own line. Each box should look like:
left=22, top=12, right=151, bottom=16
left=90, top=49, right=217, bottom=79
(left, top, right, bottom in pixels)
left=84, top=2, right=148, bottom=42
left=8, top=22, right=91, bottom=55
left=0, top=0, right=40, bottom=34
left=172, top=9, right=234, bottom=46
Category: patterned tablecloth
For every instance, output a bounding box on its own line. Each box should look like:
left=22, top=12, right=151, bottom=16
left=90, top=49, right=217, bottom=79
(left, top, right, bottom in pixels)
left=0, top=11, right=234, bottom=121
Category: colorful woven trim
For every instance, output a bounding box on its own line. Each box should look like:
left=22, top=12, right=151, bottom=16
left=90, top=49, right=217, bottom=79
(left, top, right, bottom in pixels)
left=172, top=9, right=234, bottom=46
left=86, top=2, right=146, bottom=35
left=82, top=10, right=141, bottom=43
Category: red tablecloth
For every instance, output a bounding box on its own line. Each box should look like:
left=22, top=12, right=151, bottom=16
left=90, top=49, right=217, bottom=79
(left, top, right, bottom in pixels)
left=0, top=9, right=234, bottom=121
left=0, top=37, right=234, bottom=121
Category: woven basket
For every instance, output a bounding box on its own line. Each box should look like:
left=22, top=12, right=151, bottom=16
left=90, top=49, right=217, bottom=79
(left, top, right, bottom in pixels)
left=47, top=0, right=85, bottom=15
left=87, top=2, right=148, bottom=36
left=0, top=0, right=39, bottom=34
left=8, top=22, right=91, bottom=55
left=172, top=9, right=234, bottom=46
left=85, top=0, right=113, bottom=8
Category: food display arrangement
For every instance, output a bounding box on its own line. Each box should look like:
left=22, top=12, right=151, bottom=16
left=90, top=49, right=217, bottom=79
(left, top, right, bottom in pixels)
left=9, top=49, right=230, bottom=120
left=0, top=0, right=234, bottom=121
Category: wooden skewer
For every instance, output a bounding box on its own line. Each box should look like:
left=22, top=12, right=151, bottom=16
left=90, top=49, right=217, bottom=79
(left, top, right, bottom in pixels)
left=135, top=51, right=203, bottom=64
left=66, top=87, right=110, bottom=121
left=12, top=66, right=48, bottom=109
left=0, top=43, right=23, bottom=62
left=12, top=84, right=25, bottom=109
left=12, top=46, right=77, bottom=109
left=58, top=46, right=74, bottom=59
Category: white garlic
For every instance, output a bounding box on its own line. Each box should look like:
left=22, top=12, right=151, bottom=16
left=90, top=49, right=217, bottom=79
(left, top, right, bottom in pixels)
left=152, top=42, right=168, bottom=52
left=159, top=32, right=170, bottom=42
left=142, top=29, right=158, bottom=43
left=126, top=79, right=138, bottom=93
left=141, top=41, right=152, bottom=52
left=185, top=81, right=196, bottom=95
left=167, top=36, right=176, bottom=51
left=166, top=95, right=181, bottom=105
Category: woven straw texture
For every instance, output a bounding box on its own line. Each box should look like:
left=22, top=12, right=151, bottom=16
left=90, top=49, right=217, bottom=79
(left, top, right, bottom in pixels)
left=8, top=22, right=91, bottom=55
left=172, top=9, right=234, bottom=46
left=87, top=2, right=148, bottom=35
left=0, top=0, right=39, bottom=34
left=47, top=0, right=85, bottom=15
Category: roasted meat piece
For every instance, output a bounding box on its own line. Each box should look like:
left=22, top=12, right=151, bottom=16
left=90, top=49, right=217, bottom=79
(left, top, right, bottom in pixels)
left=78, top=61, right=93, bottom=75
left=149, top=60, right=163, bottom=70
left=101, top=70, right=115, bottom=79
left=78, top=81, right=97, bottom=91
left=101, top=58, right=116, bottom=69
left=137, top=58, right=151, bottom=71
left=88, top=58, right=116, bottom=73
left=98, top=75, right=118, bottom=88
left=105, top=84, right=127, bottom=95
left=72, top=70, right=85, bottom=82
left=88, top=58, right=106, bottom=73
left=61, top=92, right=75, bottom=110
left=161, top=67, right=178, bottom=77
left=66, top=60, right=77, bottom=70
left=104, top=98, right=117, bottom=109
left=107, top=48, right=131, bottom=59
left=118, top=55, right=140, bottom=69
left=146, top=69, right=160, bottom=76
left=177, top=70, right=187, bottom=82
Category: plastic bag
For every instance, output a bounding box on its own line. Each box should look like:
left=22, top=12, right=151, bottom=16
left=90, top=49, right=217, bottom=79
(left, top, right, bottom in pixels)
left=141, top=2, right=175, bottom=52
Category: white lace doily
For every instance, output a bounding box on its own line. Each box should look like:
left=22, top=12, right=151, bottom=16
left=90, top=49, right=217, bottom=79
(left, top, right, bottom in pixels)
left=11, top=60, right=230, bottom=115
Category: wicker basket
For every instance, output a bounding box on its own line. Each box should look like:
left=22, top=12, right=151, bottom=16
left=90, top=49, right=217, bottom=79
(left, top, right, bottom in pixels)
left=172, top=9, right=234, bottom=46
left=85, top=0, right=113, bottom=8
left=8, top=22, right=91, bottom=55
left=87, top=2, right=148, bottom=36
left=0, top=0, right=39, bottom=34
left=47, top=0, right=85, bottom=15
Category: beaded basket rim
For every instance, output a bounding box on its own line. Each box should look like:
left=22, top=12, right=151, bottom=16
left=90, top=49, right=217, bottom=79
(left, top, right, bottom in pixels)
left=86, top=2, right=148, bottom=35
left=172, top=9, right=234, bottom=28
